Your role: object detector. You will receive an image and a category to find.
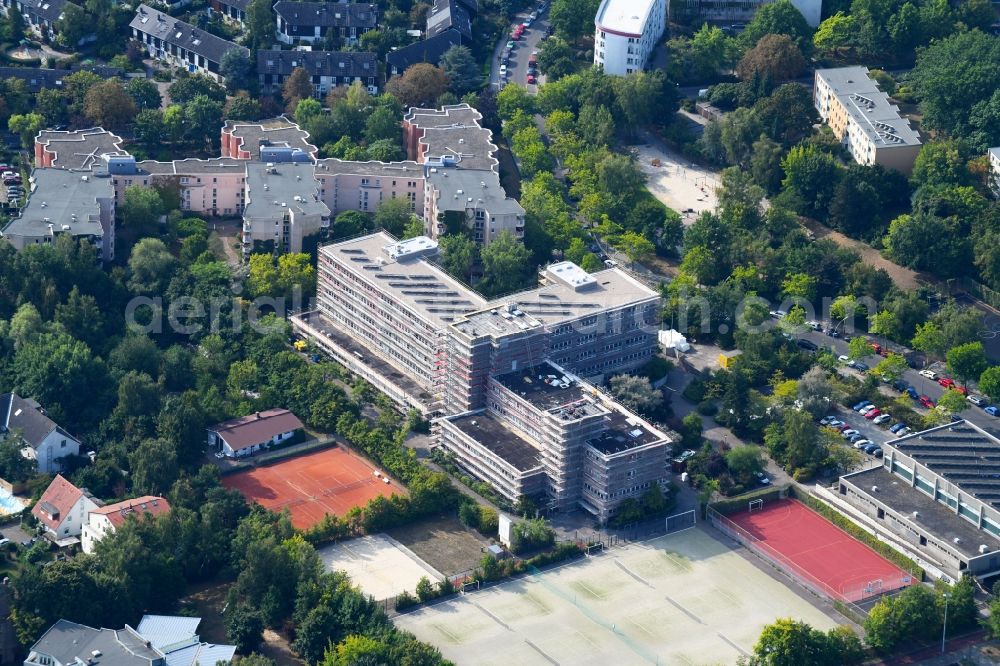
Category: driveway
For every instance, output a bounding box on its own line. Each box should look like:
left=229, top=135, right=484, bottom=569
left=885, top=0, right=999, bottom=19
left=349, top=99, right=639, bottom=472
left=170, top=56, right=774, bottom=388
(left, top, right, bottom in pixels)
left=490, top=3, right=549, bottom=93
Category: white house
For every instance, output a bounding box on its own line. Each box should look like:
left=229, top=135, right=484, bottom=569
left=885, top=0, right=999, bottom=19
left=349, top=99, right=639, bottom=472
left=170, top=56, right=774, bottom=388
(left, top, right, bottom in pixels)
left=31, top=475, right=99, bottom=542
left=207, top=409, right=304, bottom=458
left=81, top=495, right=171, bottom=554
left=0, top=393, right=80, bottom=474
left=593, top=0, right=666, bottom=75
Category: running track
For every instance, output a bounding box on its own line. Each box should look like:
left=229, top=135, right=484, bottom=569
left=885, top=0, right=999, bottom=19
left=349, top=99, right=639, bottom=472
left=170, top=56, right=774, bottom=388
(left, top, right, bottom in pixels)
left=729, top=498, right=915, bottom=602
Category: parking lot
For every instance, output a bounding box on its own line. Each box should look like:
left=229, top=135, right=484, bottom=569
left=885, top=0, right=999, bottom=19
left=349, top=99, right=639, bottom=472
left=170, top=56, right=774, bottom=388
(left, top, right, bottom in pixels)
left=1, top=166, right=24, bottom=211
left=492, top=3, right=548, bottom=91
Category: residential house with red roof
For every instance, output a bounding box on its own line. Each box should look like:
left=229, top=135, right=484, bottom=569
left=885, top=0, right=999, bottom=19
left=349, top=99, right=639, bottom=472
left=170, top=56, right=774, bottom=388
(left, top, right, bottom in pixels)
left=31, top=475, right=98, bottom=542
left=81, top=496, right=171, bottom=554
left=207, top=409, right=304, bottom=458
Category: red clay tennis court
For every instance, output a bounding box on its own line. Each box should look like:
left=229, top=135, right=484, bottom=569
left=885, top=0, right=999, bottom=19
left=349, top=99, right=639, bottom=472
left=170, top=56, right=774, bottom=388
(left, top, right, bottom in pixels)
left=222, top=446, right=403, bottom=530
left=721, top=498, right=915, bottom=602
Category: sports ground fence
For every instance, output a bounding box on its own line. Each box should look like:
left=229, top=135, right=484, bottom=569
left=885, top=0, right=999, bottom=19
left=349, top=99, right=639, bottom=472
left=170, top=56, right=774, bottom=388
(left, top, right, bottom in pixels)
left=706, top=502, right=914, bottom=604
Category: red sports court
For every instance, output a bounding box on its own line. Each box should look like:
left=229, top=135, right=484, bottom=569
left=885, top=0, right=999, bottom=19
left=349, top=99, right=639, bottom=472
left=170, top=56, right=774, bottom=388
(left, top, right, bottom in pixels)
left=223, top=446, right=403, bottom=530
left=725, top=498, right=915, bottom=602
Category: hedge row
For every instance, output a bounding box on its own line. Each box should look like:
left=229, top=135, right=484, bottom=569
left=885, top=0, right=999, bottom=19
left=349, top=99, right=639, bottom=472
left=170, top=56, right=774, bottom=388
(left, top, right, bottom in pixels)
left=709, top=485, right=789, bottom=516
left=791, top=488, right=925, bottom=581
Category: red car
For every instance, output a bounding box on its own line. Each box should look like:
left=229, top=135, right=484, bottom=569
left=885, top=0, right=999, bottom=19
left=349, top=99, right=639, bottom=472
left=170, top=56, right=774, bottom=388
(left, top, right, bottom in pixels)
left=870, top=341, right=882, bottom=355
left=952, top=385, right=969, bottom=396
left=938, top=377, right=955, bottom=389
left=864, top=408, right=881, bottom=419
left=526, top=73, right=536, bottom=84
left=919, top=395, right=935, bottom=408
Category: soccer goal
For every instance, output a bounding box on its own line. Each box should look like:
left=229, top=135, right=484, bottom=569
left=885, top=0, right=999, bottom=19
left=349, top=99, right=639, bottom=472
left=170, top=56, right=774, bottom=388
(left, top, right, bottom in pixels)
left=585, top=542, right=605, bottom=556
left=748, top=498, right=764, bottom=513
left=461, top=580, right=480, bottom=594
left=665, top=509, right=697, bottom=534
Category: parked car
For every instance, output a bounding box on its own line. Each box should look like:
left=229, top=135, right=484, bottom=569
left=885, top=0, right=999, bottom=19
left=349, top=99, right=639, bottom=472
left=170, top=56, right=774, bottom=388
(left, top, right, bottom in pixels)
left=891, top=380, right=908, bottom=392
left=819, top=416, right=836, bottom=425
left=842, top=429, right=860, bottom=438
left=938, top=377, right=955, bottom=389
left=986, top=406, right=998, bottom=416
left=853, top=400, right=872, bottom=411
left=847, top=433, right=864, bottom=443
left=889, top=423, right=906, bottom=433
left=863, top=443, right=880, bottom=455
left=906, top=387, right=919, bottom=400
left=969, top=394, right=989, bottom=407
left=807, top=321, right=822, bottom=331
left=859, top=405, right=877, bottom=415
left=526, top=73, right=536, bottom=84
left=919, top=369, right=938, bottom=380
left=871, top=447, right=884, bottom=458
left=826, top=420, right=845, bottom=428
left=854, top=362, right=870, bottom=372
left=853, top=439, right=871, bottom=449
left=838, top=355, right=850, bottom=363
left=949, top=413, right=963, bottom=423
left=756, top=472, right=771, bottom=486
left=797, top=339, right=818, bottom=352
left=499, top=64, right=508, bottom=77
left=870, top=341, right=882, bottom=355
left=873, top=414, right=892, bottom=425
left=919, top=395, right=935, bottom=408
left=836, top=423, right=852, bottom=431
left=769, top=309, right=787, bottom=319
left=864, top=408, right=881, bottom=419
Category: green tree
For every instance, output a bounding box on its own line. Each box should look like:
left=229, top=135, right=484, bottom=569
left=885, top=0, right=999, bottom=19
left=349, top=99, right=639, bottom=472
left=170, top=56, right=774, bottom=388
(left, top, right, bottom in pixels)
left=438, top=234, right=477, bottom=282
left=884, top=211, right=970, bottom=278
left=8, top=112, right=44, bottom=149
left=226, top=605, right=264, bottom=654
left=725, top=446, right=763, bottom=484
left=550, top=0, right=600, bottom=42
left=608, top=374, right=661, bottom=414
left=245, top=0, right=275, bottom=51
left=128, top=438, right=178, bottom=496
left=125, top=78, right=161, bottom=111
left=167, top=75, right=227, bottom=105
left=780, top=144, right=842, bottom=219
left=220, top=48, right=254, bottom=93
left=332, top=210, right=371, bottom=240
left=947, top=342, right=988, bottom=388
left=912, top=321, right=946, bottom=359
left=439, top=45, right=480, bottom=93
left=979, top=366, right=1000, bottom=402
left=385, top=63, right=448, bottom=107
left=225, top=94, right=263, bottom=121
left=812, top=12, right=859, bottom=60
left=742, top=618, right=862, bottom=666
left=740, top=0, right=813, bottom=50
left=372, top=198, right=415, bottom=237
left=936, top=389, right=967, bottom=415
left=736, top=34, right=805, bottom=81
left=127, top=238, right=177, bottom=296
left=614, top=231, right=654, bottom=266
left=83, top=80, right=137, bottom=131
left=478, top=230, right=533, bottom=297
left=873, top=354, right=908, bottom=382
left=295, top=98, right=322, bottom=126
left=864, top=584, right=940, bottom=653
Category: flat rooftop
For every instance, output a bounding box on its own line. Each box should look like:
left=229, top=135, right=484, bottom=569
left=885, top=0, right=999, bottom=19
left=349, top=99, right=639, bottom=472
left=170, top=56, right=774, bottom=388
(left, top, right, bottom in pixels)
left=588, top=409, right=665, bottom=455
left=447, top=412, right=543, bottom=472
left=297, top=311, right=434, bottom=402
left=494, top=361, right=591, bottom=411
left=4, top=169, right=111, bottom=240
left=405, top=104, right=483, bottom=129
left=427, top=168, right=522, bottom=214
left=224, top=118, right=317, bottom=159
left=817, top=67, right=921, bottom=148
left=406, top=104, right=497, bottom=171
left=134, top=157, right=247, bottom=176
left=595, top=0, right=660, bottom=37
left=320, top=231, right=488, bottom=327
left=36, top=128, right=127, bottom=170
left=452, top=266, right=659, bottom=338
left=316, top=158, right=424, bottom=177
left=843, top=466, right=1000, bottom=560
left=887, top=421, right=1000, bottom=511
left=243, top=162, right=328, bottom=220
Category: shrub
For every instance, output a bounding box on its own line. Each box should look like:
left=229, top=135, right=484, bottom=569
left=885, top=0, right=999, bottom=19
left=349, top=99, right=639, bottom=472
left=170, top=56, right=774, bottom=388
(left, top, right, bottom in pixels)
left=696, top=400, right=718, bottom=416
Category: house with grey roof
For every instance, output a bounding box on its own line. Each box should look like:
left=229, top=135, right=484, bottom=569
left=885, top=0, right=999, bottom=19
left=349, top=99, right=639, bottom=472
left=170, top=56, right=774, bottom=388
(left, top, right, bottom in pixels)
left=210, top=0, right=248, bottom=25
left=1, top=0, right=67, bottom=41
left=274, top=1, right=377, bottom=45
left=130, top=4, right=249, bottom=82
left=25, top=617, right=234, bottom=666
left=0, top=394, right=81, bottom=474
left=258, top=49, right=379, bottom=97
left=386, top=0, right=476, bottom=76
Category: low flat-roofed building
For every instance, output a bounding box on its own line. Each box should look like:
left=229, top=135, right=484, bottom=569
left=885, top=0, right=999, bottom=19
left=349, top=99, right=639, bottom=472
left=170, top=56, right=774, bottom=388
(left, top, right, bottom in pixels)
left=221, top=117, right=317, bottom=160
left=839, top=420, right=1000, bottom=579
left=315, top=158, right=425, bottom=216
left=35, top=128, right=127, bottom=171
left=814, top=67, right=922, bottom=173
left=437, top=412, right=546, bottom=503
left=2, top=168, right=115, bottom=260
left=258, top=49, right=379, bottom=97
left=242, top=161, right=330, bottom=256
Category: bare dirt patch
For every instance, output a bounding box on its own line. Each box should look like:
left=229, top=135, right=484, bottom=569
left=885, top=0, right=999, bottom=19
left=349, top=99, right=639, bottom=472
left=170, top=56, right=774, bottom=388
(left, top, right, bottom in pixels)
left=800, top=219, right=924, bottom=291
left=386, top=514, right=491, bottom=577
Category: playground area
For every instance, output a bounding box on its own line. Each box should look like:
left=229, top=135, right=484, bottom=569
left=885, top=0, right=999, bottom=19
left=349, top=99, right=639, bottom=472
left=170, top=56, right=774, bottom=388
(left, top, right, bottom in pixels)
left=318, top=533, right=444, bottom=601
left=720, top=498, right=916, bottom=602
left=396, top=527, right=839, bottom=666
left=222, top=446, right=402, bottom=530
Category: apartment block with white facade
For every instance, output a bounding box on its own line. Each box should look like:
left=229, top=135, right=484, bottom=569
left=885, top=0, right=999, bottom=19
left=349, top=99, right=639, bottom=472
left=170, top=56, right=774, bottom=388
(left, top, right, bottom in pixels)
left=593, top=0, right=666, bottom=75
left=814, top=67, right=922, bottom=173
left=990, top=147, right=1000, bottom=196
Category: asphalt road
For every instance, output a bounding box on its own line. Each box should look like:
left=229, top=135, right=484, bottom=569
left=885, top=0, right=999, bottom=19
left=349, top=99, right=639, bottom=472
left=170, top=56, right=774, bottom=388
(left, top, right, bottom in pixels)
left=790, top=323, right=1000, bottom=436
left=490, top=3, right=549, bottom=92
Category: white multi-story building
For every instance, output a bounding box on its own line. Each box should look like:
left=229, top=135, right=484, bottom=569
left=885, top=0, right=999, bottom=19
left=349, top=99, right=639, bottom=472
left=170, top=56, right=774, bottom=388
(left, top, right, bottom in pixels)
left=814, top=67, right=922, bottom=174
left=989, top=147, right=1000, bottom=196
left=593, top=0, right=666, bottom=76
